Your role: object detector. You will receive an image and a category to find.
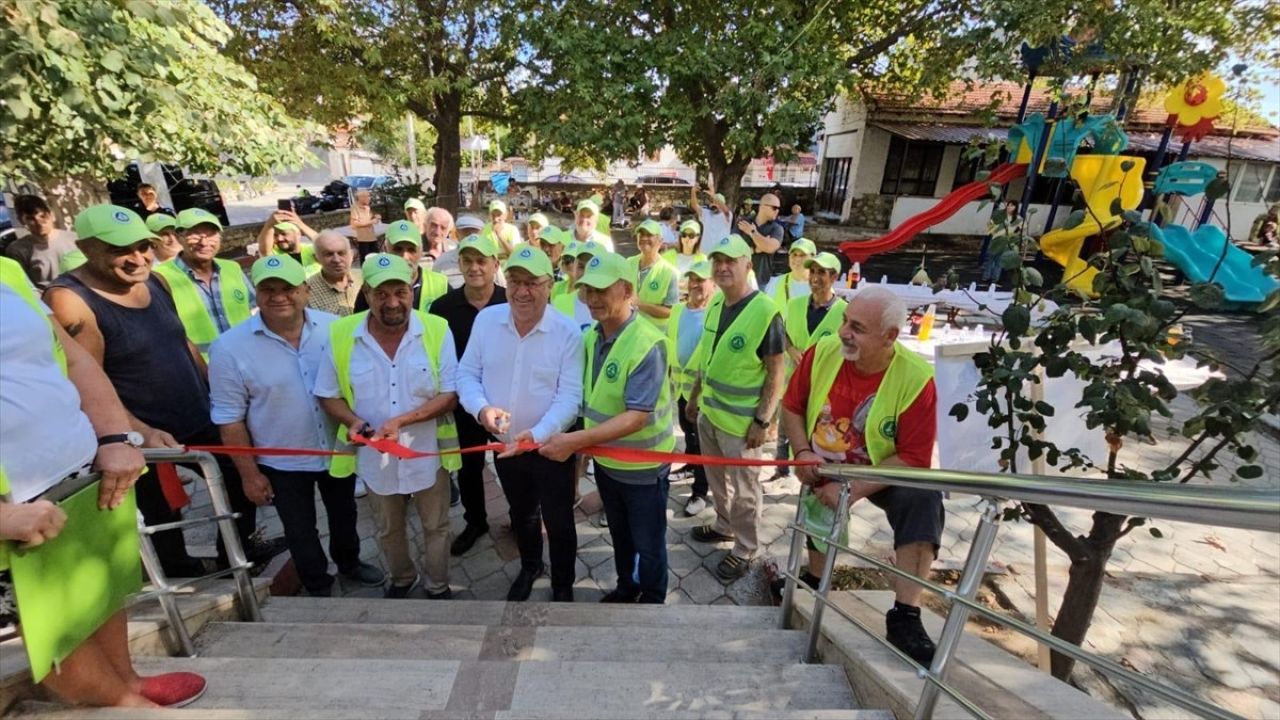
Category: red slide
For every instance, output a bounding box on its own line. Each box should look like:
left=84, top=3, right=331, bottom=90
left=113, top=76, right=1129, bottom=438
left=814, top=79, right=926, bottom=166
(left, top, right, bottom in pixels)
left=838, top=163, right=1027, bottom=263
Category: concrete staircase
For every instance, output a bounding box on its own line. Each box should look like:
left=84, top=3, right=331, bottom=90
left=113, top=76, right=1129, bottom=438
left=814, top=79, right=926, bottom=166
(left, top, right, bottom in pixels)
left=12, top=597, right=889, bottom=719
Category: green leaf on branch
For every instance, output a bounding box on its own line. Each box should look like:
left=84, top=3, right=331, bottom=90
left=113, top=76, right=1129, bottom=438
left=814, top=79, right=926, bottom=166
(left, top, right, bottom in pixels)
left=1002, top=304, right=1031, bottom=336
left=1149, top=527, right=1164, bottom=538
left=1237, top=465, right=1263, bottom=480
left=1063, top=209, right=1086, bottom=230
left=949, top=403, right=969, bottom=422
left=1205, top=177, right=1231, bottom=201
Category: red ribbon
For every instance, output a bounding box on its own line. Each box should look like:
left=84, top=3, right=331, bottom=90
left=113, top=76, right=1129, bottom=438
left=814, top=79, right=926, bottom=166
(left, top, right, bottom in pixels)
left=185, top=438, right=820, bottom=467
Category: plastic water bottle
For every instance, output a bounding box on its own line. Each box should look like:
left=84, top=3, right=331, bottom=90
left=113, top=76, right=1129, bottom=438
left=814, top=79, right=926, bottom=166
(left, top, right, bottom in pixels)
left=918, top=304, right=938, bottom=341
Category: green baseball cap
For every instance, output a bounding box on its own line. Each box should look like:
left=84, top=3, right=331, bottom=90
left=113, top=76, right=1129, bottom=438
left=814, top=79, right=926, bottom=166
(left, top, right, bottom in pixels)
left=488, top=199, right=508, bottom=215
left=528, top=212, right=550, bottom=228
left=384, top=219, right=422, bottom=248
left=251, top=254, right=306, bottom=287
left=679, top=219, right=702, bottom=235
left=805, top=252, right=842, bottom=273
left=789, top=238, right=817, bottom=256
left=576, top=250, right=637, bottom=290
left=708, top=233, right=752, bottom=259
left=175, top=207, right=223, bottom=231
left=563, top=240, right=581, bottom=257
left=59, top=249, right=87, bottom=273
left=634, top=219, right=663, bottom=237
left=361, top=253, right=414, bottom=288
left=273, top=221, right=300, bottom=233
left=684, top=259, right=712, bottom=279
left=73, top=204, right=157, bottom=247
left=457, top=233, right=500, bottom=258
left=539, top=225, right=567, bottom=245
left=504, top=244, right=554, bottom=278
left=575, top=198, right=600, bottom=215
left=145, top=213, right=177, bottom=233
left=573, top=239, right=605, bottom=259
left=713, top=192, right=726, bottom=205
left=404, top=198, right=427, bottom=213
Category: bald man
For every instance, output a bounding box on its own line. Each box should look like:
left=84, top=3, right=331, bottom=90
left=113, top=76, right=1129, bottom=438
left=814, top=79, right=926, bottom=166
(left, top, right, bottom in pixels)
left=735, top=192, right=785, bottom=287
left=305, top=231, right=359, bottom=316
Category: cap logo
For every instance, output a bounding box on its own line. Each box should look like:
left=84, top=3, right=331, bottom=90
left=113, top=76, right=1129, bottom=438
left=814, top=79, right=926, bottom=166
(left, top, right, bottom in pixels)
left=720, top=238, right=729, bottom=245
left=398, top=222, right=409, bottom=230
left=604, top=361, right=620, bottom=381
left=649, top=280, right=659, bottom=290
left=589, top=257, right=601, bottom=268
left=266, top=257, right=281, bottom=267
left=520, top=248, right=532, bottom=258
left=378, top=256, right=392, bottom=267
left=113, top=210, right=130, bottom=223
left=880, top=418, right=898, bottom=439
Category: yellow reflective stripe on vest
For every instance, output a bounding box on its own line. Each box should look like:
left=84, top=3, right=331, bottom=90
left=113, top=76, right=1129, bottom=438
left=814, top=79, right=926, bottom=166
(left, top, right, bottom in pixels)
left=0, top=257, right=67, bottom=374
left=697, top=292, right=778, bottom=436
left=153, top=258, right=252, bottom=357
left=784, top=295, right=848, bottom=351
left=583, top=318, right=675, bottom=471
left=327, top=311, right=461, bottom=475
left=804, top=337, right=932, bottom=464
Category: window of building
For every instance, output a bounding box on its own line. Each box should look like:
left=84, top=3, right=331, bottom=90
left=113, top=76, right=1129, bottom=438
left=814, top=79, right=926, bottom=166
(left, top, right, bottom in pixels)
left=817, top=157, right=852, bottom=215
left=880, top=137, right=945, bottom=196
left=1233, top=162, right=1279, bottom=205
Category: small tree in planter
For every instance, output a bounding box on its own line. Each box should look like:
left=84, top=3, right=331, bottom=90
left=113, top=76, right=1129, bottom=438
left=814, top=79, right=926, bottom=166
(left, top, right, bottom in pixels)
left=945, top=81, right=1279, bottom=681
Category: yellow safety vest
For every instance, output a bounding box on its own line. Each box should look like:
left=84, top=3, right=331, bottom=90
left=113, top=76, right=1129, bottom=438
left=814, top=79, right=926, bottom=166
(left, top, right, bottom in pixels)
left=417, top=270, right=449, bottom=310
left=551, top=278, right=572, bottom=298
left=660, top=249, right=706, bottom=267
left=629, top=255, right=677, bottom=331
left=771, top=272, right=803, bottom=320
left=665, top=303, right=705, bottom=402
left=804, top=336, right=933, bottom=465
left=697, top=292, right=779, bottom=436
left=326, top=311, right=461, bottom=478
left=583, top=319, right=675, bottom=472
left=784, top=294, right=847, bottom=352
left=274, top=244, right=320, bottom=277
left=153, top=258, right=252, bottom=358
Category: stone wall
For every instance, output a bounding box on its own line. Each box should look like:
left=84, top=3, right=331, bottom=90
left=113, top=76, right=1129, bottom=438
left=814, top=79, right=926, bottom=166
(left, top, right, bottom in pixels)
left=845, top=194, right=894, bottom=229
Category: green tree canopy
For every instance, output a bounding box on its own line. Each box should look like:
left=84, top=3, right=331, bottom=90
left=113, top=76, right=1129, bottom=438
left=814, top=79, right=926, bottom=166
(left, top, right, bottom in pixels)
left=0, top=0, right=317, bottom=193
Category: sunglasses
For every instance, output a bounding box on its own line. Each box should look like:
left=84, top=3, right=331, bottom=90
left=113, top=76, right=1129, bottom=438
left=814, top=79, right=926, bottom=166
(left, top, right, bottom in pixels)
left=680, top=231, right=698, bottom=237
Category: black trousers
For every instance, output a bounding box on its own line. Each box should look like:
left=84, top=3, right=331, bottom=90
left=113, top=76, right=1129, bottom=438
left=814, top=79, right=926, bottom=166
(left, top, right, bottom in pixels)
left=454, top=409, right=490, bottom=530
left=677, top=397, right=708, bottom=497
left=261, top=467, right=360, bottom=594
left=492, top=452, right=577, bottom=591
left=137, top=438, right=257, bottom=578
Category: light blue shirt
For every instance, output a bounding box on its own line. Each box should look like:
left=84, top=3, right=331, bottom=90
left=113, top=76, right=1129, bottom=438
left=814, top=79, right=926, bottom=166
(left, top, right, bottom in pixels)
left=208, top=310, right=337, bottom=472
left=676, top=304, right=707, bottom=367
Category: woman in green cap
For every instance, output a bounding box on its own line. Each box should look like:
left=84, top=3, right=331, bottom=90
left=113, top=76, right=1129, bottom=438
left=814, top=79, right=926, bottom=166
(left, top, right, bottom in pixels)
left=662, top=219, right=707, bottom=299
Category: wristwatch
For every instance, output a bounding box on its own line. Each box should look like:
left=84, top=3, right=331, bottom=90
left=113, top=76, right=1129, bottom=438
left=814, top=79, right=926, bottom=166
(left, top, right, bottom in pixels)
left=752, top=416, right=770, bottom=429
left=97, top=432, right=145, bottom=448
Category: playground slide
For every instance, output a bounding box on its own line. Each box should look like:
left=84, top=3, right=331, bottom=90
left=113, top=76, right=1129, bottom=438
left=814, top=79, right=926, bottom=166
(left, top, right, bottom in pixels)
left=1152, top=224, right=1279, bottom=305
left=839, top=163, right=1027, bottom=263
left=1039, top=154, right=1147, bottom=295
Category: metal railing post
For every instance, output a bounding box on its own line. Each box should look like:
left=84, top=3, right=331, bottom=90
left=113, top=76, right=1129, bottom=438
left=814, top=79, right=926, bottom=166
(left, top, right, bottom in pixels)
left=778, top=485, right=811, bottom=630
left=135, top=511, right=197, bottom=656
left=804, top=480, right=852, bottom=663
left=914, top=498, right=1004, bottom=720
left=193, top=452, right=263, bottom=622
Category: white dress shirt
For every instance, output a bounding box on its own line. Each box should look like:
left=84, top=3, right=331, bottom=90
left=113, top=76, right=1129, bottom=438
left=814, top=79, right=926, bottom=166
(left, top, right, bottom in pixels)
left=208, top=310, right=337, bottom=473
left=457, top=304, right=583, bottom=443
left=314, top=313, right=458, bottom=495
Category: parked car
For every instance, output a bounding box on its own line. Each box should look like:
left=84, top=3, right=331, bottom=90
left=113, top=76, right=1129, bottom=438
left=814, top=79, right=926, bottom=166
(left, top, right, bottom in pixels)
left=107, top=163, right=231, bottom=226
left=635, top=173, right=692, bottom=185
left=291, top=180, right=351, bottom=215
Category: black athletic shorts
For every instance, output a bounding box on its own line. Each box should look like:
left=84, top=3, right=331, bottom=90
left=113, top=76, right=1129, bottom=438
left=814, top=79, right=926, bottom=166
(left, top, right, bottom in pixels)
left=805, top=485, right=945, bottom=553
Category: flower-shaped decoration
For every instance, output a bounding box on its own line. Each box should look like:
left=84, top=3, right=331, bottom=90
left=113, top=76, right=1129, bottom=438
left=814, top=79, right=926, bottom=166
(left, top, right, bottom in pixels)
left=1164, top=73, right=1225, bottom=141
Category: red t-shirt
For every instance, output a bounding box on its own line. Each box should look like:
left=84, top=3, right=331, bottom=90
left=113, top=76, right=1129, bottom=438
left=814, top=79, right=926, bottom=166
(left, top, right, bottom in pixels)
left=782, top=346, right=936, bottom=467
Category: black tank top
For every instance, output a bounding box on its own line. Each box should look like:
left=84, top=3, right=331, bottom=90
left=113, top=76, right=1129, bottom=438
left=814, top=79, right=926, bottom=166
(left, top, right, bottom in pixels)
left=49, top=274, right=214, bottom=443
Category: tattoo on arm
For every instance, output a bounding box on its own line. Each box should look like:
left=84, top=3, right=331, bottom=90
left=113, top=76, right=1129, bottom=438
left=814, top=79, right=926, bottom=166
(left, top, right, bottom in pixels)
left=65, top=320, right=85, bottom=338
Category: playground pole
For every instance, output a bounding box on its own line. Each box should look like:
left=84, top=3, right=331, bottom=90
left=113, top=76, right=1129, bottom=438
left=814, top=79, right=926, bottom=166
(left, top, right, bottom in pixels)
left=1018, top=100, right=1059, bottom=219
left=981, top=78, right=1039, bottom=265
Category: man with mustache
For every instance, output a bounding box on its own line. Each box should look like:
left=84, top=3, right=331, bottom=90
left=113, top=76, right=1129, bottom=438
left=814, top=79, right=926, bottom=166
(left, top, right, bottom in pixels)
left=779, top=285, right=940, bottom=666
left=315, top=254, right=460, bottom=599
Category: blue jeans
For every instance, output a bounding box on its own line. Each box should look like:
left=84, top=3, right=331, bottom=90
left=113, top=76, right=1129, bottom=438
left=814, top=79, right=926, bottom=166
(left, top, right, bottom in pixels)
left=596, top=466, right=670, bottom=603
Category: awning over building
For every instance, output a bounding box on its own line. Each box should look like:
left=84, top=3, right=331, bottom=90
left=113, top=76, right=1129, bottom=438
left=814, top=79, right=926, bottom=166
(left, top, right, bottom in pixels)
left=872, top=123, right=1008, bottom=145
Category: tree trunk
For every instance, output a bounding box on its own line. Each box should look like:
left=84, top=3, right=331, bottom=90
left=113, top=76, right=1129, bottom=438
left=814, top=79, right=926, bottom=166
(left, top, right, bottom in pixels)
left=1048, top=512, right=1125, bottom=680
left=430, top=101, right=463, bottom=216
left=30, top=173, right=110, bottom=226
left=708, top=156, right=751, bottom=215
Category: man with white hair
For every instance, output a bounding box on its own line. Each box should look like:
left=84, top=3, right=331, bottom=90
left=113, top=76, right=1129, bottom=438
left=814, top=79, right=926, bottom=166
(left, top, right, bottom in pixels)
left=306, top=231, right=360, bottom=317
left=434, top=214, right=484, bottom=288
left=779, top=285, right=940, bottom=666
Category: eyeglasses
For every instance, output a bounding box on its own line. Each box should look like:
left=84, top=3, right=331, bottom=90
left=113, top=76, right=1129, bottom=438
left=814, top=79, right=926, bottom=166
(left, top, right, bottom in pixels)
left=760, top=203, right=780, bottom=210
left=680, top=232, right=698, bottom=238
left=506, top=277, right=550, bottom=291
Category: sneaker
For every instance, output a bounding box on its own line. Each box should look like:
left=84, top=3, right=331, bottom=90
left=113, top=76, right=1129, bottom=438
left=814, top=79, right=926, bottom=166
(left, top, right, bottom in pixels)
left=691, top=524, right=734, bottom=543
left=384, top=579, right=418, bottom=599
left=450, top=524, right=489, bottom=556
left=426, top=587, right=453, bottom=600
left=354, top=479, right=368, bottom=498
left=683, top=495, right=708, bottom=517
left=339, top=561, right=386, bottom=587
left=886, top=605, right=937, bottom=666
left=715, top=553, right=750, bottom=581
left=450, top=479, right=461, bottom=507
left=139, top=672, right=207, bottom=708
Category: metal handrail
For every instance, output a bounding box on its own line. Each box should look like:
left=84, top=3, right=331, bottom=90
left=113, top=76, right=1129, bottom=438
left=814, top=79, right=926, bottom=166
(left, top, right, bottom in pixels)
left=778, top=463, right=1279, bottom=720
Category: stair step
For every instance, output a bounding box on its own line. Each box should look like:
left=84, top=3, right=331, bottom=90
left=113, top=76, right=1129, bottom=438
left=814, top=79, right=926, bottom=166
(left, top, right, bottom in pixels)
left=262, top=597, right=781, bottom=628
left=10, top=658, right=862, bottom=718
left=195, top=621, right=808, bottom=663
